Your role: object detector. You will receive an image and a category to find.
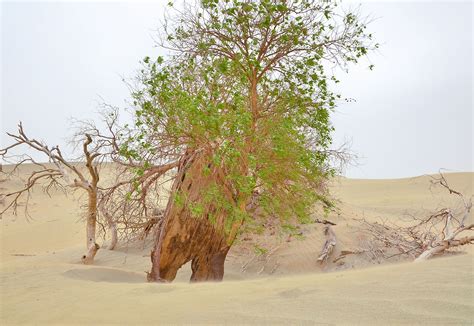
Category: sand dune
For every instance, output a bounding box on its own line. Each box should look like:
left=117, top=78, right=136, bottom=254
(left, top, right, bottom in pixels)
left=1, top=248, right=472, bottom=324
left=1, top=171, right=473, bottom=324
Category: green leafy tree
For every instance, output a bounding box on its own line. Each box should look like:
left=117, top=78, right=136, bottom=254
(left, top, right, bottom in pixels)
left=123, top=0, right=376, bottom=282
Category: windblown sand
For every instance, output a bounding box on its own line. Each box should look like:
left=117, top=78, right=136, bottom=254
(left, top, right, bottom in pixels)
left=1, top=171, right=473, bottom=325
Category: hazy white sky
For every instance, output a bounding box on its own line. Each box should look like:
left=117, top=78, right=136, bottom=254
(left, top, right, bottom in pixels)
left=1, top=1, right=472, bottom=178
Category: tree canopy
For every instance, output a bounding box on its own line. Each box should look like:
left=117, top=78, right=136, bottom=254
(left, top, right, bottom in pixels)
left=125, top=0, right=376, bottom=240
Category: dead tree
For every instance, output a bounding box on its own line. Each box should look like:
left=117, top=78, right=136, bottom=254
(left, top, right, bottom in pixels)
left=414, top=173, right=473, bottom=261
left=358, top=173, right=473, bottom=262
left=71, top=108, right=178, bottom=248
left=0, top=123, right=102, bottom=264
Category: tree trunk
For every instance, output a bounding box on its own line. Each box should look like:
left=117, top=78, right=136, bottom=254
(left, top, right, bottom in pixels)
left=148, top=150, right=241, bottom=282
left=414, top=236, right=474, bottom=262
left=107, top=220, right=118, bottom=250
left=81, top=243, right=99, bottom=265
left=190, top=247, right=230, bottom=282
left=99, top=202, right=118, bottom=250
left=82, top=188, right=99, bottom=264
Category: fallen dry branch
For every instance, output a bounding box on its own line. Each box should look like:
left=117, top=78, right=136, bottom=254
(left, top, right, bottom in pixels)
left=358, top=173, right=473, bottom=262
left=241, top=242, right=282, bottom=274
left=314, top=218, right=337, bottom=226
left=257, top=244, right=282, bottom=275
left=241, top=252, right=260, bottom=273
left=332, top=249, right=367, bottom=263
left=10, top=253, right=36, bottom=257
left=317, top=226, right=337, bottom=264
left=415, top=235, right=474, bottom=261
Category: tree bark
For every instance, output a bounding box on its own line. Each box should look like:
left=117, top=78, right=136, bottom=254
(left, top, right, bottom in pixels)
left=190, top=247, right=230, bottom=282
left=79, top=134, right=101, bottom=263
left=414, top=236, right=474, bottom=262
left=86, top=190, right=97, bottom=248
left=81, top=243, right=99, bottom=265
left=82, top=189, right=99, bottom=264
left=148, top=150, right=241, bottom=282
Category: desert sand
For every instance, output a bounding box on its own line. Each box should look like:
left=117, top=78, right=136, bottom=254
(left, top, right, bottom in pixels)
left=1, top=170, right=473, bottom=325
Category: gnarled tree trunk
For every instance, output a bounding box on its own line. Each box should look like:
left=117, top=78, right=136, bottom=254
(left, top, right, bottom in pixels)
left=148, top=149, right=243, bottom=282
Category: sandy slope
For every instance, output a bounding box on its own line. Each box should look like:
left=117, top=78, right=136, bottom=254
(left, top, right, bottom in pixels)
left=1, top=171, right=473, bottom=325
